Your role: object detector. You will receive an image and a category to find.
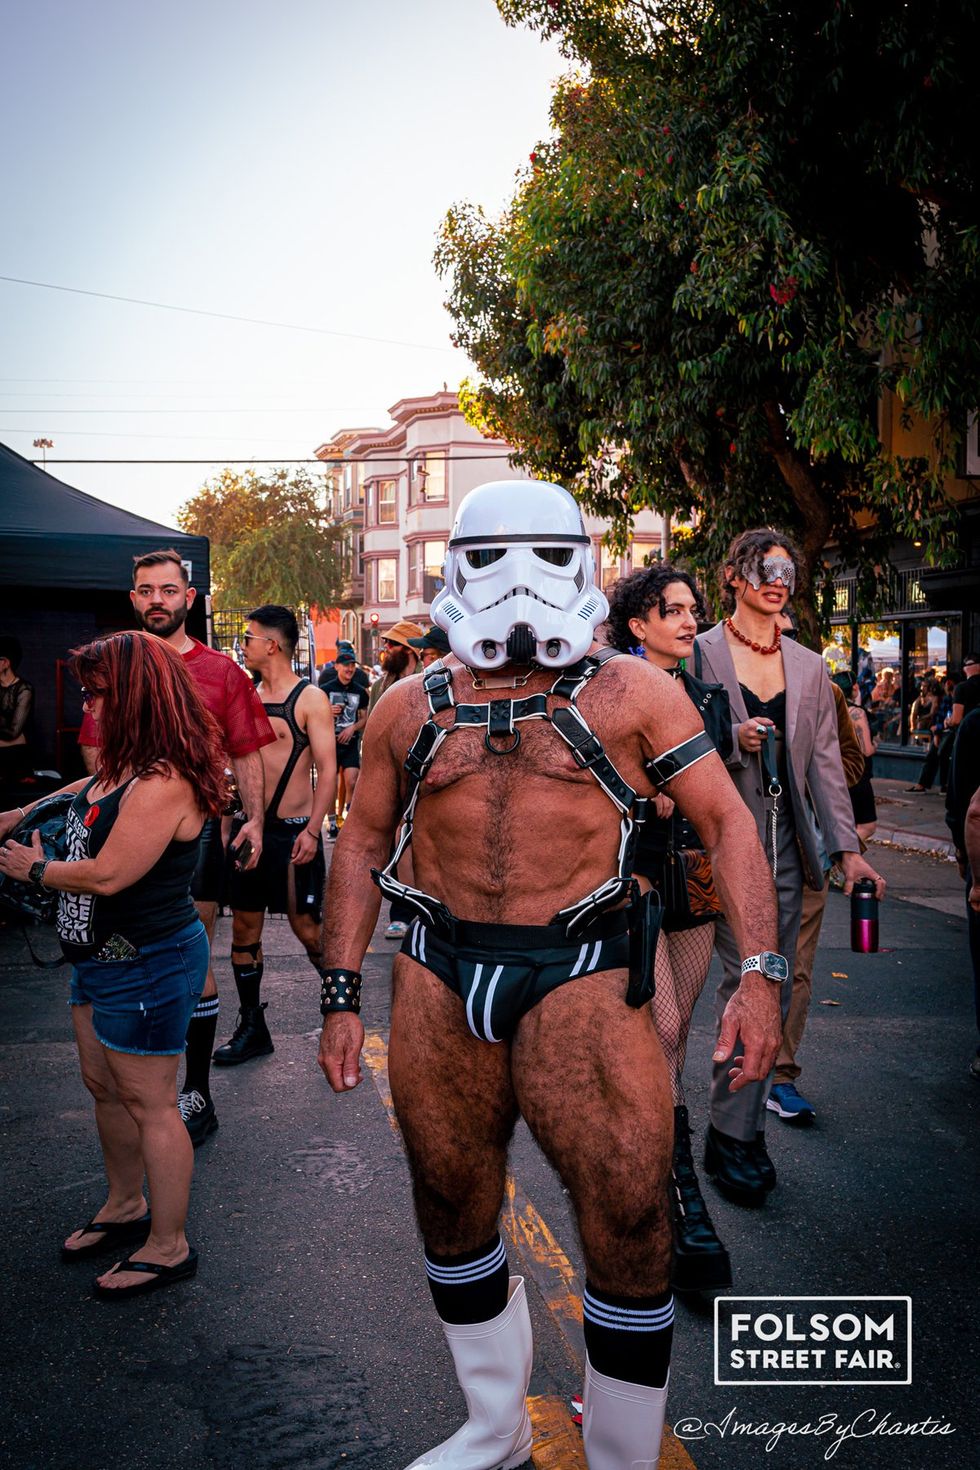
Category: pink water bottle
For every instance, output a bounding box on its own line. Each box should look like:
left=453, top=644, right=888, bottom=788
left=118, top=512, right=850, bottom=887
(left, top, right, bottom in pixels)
left=850, top=879, right=879, bottom=953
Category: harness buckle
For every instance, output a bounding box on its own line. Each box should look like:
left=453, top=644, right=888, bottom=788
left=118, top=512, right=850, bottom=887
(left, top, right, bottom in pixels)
left=566, top=729, right=604, bottom=770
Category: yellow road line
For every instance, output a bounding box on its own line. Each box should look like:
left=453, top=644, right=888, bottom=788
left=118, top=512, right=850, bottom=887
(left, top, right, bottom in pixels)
left=362, top=1029, right=697, bottom=1470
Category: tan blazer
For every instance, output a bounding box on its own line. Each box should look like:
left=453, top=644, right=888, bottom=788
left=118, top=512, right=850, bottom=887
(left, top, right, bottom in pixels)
left=695, top=623, right=858, bottom=889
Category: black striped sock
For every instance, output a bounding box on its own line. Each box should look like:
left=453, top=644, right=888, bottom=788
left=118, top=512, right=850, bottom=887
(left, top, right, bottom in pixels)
left=183, top=995, right=219, bottom=1100
left=424, top=1234, right=509, bottom=1324
left=583, top=1282, right=674, bottom=1388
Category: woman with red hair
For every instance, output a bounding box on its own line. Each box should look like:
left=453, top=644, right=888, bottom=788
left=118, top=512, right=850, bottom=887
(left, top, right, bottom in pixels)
left=0, top=631, right=226, bottom=1298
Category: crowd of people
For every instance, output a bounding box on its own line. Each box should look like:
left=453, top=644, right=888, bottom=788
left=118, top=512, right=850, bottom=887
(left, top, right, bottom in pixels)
left=0, top=485, right=971, bottom=1469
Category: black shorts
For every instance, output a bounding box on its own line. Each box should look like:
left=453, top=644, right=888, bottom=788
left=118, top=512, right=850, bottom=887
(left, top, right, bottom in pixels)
left=336, top=739, right=361, bottom=771
left=191, top=817, right=226, bottom=904
left=229, top=816, right=325, bottom=920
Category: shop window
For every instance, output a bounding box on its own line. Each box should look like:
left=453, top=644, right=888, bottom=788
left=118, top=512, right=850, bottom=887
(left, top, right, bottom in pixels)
left=854, top=619, right=951, bottom=747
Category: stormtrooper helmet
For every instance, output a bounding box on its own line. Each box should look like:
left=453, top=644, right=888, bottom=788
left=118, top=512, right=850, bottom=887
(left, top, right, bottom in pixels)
left=430, top=480, right=608, bottom=670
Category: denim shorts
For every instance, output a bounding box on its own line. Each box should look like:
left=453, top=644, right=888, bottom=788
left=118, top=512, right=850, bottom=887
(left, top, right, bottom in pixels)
left=69, top=918, right=209, bottom=1056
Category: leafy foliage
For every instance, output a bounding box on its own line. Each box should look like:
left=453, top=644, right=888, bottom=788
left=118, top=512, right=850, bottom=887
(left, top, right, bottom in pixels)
left=177, top=467, right=344, bottom=612
left=437, top=1, right=980, bottom=638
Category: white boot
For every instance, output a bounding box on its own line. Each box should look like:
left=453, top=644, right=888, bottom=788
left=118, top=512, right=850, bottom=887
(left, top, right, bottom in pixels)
left=582, top=1357, right=669, bottom=1470
left=405, top=1276, right=533, bottom=1470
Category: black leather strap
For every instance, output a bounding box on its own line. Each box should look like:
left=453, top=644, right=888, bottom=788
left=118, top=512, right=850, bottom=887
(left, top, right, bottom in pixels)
left=423, top=660, right=455, bottom=713
left=645, top=729, right=716, bottom=787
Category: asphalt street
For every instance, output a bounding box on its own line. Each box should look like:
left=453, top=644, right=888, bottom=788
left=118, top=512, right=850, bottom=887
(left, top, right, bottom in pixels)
left=1, top=837, right=977, bottom=1470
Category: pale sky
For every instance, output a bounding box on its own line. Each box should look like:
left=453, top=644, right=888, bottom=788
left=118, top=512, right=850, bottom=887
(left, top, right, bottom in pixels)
left=1, top=0, right=565, bottom=525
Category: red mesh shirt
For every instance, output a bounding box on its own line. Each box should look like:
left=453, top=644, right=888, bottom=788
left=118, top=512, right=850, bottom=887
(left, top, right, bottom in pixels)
left=79, top=638, right=276, bottom=760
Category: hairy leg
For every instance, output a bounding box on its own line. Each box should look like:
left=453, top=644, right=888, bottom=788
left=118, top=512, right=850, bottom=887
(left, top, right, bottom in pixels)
left=513, top=969, right=674, bottom=1296
left=195, top=898, right=218, bottom=999
left=231, top=909, right=264, bottom=966
left=651, top=927, right=715, bottom=1106
left=388, top=954, right=518, bottom=1253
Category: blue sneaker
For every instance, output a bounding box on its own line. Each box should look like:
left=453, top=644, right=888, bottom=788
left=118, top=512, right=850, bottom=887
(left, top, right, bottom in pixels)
left=766, top=1082, right=816, bottom=1125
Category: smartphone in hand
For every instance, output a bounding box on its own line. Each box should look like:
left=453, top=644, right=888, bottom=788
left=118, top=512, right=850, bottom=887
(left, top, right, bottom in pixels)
left=235, top=837, right=253, bottom=871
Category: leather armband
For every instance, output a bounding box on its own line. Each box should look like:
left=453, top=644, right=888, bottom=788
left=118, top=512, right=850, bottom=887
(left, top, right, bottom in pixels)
left=319, top=968, right=362, bottom=1016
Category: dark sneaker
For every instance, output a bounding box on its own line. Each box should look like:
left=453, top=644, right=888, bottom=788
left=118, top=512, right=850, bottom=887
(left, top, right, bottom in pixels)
left=327, top=820, right=339, bottom=842
left=766, top=1082, right=816, bottom=1125
left=178, top=1089, right=218, bottom=1147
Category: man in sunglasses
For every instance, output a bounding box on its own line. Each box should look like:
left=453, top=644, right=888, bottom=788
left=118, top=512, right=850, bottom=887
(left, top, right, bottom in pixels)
left=77, top=548, right=276, bottom=1145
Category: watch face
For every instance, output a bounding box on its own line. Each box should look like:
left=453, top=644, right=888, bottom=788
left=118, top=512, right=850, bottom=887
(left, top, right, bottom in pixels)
left=762, top=951, right=789, bottom=981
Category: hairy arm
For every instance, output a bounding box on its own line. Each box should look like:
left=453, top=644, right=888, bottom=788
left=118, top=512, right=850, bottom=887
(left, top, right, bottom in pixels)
left=640, top=666, right=782, bottom=1088
left=230, top=748, right=265, bottom=869
left=317, top=686, right=407, bottom=1093
left=291, top=687, right=337, bottom=864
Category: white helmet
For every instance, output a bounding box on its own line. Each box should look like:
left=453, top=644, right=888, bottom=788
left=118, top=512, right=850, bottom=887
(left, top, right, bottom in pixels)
left=430, top=480, right=608, bottom=670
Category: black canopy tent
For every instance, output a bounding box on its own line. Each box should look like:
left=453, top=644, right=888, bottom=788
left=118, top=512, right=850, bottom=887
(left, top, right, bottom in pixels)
left=0, top=442, right=210, bottom=775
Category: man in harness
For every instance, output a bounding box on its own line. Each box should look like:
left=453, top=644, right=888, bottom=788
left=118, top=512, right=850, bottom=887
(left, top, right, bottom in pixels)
left=317, top=481, right=783, bottom=1470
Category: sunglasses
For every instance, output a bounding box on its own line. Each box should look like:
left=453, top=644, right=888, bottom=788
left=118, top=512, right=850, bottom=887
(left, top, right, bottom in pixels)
left=745, top=556, right=797, bottom=595
left=80, top=687, right=103, bottom=705
left=241, top=632, right=276, bottom=645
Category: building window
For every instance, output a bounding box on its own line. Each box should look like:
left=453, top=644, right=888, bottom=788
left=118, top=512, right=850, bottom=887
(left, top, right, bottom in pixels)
left=378, top=479, right=397, bottom=524
left=343, top=463, right=353, bottom=510
left=377, top=557, right=397, bottom=603
left=628, top=539, right=660, bottom=571
left=409, top=539, right=447, bottom=597
left=411, top=452, right=447, bottom=503
left=599, top=542, right=621, bottom=591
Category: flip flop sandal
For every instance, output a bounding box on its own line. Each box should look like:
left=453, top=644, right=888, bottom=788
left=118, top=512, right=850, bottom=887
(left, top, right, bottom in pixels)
left=60, top=1212, right=152, bottom=1262
left=93, top=1247, right=198, bottom=1300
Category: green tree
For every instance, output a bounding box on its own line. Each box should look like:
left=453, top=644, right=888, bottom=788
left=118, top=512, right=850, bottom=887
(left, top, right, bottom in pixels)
left=438, top=0, right=980, bottom=638
left=177, top=467, right=344, bottom=611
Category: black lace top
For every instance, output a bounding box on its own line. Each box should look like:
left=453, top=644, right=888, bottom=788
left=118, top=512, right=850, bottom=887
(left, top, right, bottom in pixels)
left=0, top=679, right=32, bottom=742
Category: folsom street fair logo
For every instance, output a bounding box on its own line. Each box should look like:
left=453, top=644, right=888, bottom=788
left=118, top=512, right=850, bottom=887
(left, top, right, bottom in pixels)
left=714, top=1297, right=912, bottom=1386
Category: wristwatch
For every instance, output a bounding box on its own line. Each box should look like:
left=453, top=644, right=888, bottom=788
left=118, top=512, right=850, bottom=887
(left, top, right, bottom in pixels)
left=28, top=859, right=50, bottom=889
left=741, top=951, right=789, bottom=983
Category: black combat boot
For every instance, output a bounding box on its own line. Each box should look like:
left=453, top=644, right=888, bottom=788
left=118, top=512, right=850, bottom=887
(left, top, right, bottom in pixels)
left=671, top=1106, right=733, bottom=1291
left=212, top=1003, right=275, bottom=1066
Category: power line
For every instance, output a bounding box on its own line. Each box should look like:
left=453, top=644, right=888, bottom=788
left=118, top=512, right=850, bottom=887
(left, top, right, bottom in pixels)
left=0, top=273, right=459, bottom=354
left=32, top=453, right=516, bottom=466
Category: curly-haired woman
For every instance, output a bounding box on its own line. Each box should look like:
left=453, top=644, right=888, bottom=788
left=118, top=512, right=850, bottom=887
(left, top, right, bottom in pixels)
left=606, top=563, right=732, bottom=1291
left=0, top=631, right=227, bottom=1298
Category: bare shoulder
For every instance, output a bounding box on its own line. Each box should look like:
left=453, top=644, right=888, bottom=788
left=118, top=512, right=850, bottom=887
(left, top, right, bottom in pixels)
left=577, top=654, right=702, bottom=754
left=364, top=673, right=431, bottom=753
left=297, top=680, right=331, bottom=716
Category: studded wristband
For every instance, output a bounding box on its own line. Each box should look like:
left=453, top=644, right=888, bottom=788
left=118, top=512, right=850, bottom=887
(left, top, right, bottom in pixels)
left=319, top=968, right=363, bottom=1016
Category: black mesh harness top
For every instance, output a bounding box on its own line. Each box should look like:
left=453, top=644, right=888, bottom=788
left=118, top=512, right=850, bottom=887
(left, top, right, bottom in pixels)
left=372, top=651, right=716, bottom=945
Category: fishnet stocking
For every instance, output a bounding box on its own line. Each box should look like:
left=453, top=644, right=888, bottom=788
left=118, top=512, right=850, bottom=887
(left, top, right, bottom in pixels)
left=651, top=925, right=715, bottom=1105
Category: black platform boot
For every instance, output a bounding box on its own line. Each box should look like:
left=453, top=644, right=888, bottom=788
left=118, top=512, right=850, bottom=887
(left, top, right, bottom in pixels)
left=704, top=1122, right=769, bottom=1207
left=213, top=1003, right=275, bottom=1066
left=671, top=1106, right=733, bottom=1291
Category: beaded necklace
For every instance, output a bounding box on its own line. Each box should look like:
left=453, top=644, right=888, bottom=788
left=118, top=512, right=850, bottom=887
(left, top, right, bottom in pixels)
left=725, top=616, right=781, bottom=656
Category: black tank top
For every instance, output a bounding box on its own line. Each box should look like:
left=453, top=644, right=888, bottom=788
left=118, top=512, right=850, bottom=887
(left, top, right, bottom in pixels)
left=57, top=778, right=201, bottom=961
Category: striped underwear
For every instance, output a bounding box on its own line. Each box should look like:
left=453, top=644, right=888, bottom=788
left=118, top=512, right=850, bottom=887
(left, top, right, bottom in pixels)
left=400, top=910, right=631, bottom=1043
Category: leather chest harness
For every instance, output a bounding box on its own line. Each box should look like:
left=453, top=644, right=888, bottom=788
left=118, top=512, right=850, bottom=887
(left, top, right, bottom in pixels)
left=371, top=650, right=716, bottom=944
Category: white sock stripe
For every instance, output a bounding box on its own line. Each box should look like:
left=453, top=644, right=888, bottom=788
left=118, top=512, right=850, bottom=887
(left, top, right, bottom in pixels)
left=192, top=998, right=219, bottom=1017
left=425, top=1238, right=506, bottom=1283
left=583, top=1292, right=674, bottom=1330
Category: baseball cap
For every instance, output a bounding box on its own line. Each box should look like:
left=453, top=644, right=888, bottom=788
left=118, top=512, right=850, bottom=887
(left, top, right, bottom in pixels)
left=335, top=650, right=357, bottom=664
left=383, top=619, right=425, bottom=650
left=408, top=627, right=451, bottom=655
